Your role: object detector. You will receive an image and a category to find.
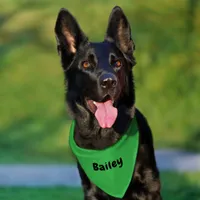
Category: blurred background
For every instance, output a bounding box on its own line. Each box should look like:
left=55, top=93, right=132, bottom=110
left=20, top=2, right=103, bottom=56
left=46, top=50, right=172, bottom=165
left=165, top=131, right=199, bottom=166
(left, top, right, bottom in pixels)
left=0, top=0, right=199, bottom=199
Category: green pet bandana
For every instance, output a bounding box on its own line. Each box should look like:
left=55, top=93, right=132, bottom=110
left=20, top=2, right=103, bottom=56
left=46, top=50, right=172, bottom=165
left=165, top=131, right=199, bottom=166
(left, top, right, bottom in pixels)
left=69, top=117, right=139, bottom=198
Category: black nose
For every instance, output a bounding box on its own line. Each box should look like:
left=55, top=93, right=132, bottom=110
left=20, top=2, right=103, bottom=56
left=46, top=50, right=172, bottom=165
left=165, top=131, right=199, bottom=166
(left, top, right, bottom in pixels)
left=100, top=73, right=117, bottom=89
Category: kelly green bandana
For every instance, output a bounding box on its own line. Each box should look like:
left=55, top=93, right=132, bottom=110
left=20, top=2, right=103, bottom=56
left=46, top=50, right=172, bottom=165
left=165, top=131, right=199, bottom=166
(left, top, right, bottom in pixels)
left=69, top=117, right=139, bottom=198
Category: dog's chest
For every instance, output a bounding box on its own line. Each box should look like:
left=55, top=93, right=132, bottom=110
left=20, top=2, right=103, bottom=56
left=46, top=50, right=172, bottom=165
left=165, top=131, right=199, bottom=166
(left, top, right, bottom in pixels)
left=93, top=130, right=121, bottom=149
left=75, top=127, right=121, bottom=150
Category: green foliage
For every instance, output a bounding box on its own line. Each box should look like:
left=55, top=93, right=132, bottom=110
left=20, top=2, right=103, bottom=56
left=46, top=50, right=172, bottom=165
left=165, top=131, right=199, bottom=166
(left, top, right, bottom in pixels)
left=0, top=173, right=200, bottom=200
left=0, top=0, right=199, bottom=163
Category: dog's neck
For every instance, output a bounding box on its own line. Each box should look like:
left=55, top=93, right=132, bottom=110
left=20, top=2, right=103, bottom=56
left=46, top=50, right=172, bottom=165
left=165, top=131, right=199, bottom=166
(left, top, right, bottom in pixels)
left=73, top=105, right=135, bottom=150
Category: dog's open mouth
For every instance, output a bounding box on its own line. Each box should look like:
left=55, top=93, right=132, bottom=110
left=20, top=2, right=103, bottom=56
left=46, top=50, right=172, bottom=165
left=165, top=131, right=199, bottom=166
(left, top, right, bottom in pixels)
left=86, top=96, right=118, bottom=128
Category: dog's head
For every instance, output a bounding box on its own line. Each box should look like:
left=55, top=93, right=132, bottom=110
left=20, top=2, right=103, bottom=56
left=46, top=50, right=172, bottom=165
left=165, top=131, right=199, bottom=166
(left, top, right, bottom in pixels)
left=55, top=6, right=136, bottom=129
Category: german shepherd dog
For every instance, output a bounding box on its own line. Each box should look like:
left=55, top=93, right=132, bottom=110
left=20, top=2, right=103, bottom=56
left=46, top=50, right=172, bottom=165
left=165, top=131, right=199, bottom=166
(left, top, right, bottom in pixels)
left=55, top=6, right=162, bottom=200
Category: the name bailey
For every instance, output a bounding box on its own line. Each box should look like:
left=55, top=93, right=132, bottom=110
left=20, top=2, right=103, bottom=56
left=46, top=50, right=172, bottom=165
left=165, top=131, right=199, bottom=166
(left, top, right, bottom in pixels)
left=93, top=157, right=123, bottom=171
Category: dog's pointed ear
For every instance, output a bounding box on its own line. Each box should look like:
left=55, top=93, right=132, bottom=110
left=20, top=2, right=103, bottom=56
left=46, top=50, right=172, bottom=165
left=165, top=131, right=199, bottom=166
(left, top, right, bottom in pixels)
left=105, top=6, right=135, bottom=61
left=55, top=9, right=88, bottom=66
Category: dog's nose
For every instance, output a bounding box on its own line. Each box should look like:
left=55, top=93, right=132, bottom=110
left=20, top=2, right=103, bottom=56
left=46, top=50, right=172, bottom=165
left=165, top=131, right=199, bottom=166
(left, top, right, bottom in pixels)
left=100, top=73, right=117, bottom=89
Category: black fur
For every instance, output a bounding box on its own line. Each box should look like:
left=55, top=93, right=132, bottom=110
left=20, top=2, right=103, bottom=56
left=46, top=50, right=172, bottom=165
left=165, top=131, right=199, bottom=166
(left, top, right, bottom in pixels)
left=55, top=6, right=162, bottom=200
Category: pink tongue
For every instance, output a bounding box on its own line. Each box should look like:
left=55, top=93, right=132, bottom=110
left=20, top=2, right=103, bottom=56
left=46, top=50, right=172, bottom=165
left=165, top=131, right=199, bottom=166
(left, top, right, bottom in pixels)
left=95, top=100, right=118, bottom=128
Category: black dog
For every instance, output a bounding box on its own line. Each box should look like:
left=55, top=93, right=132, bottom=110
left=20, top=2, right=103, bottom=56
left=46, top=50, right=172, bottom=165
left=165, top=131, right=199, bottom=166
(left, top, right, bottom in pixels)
left=55, top=6, right=162, bottom=200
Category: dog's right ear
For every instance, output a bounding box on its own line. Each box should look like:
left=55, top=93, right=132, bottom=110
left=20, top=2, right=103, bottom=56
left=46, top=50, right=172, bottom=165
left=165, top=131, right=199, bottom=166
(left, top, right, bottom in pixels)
left=55, top=9, right=88, bottom=68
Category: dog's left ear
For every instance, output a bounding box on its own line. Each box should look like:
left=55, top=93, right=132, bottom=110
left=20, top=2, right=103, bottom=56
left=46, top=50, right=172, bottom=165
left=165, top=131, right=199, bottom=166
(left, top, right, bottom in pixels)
left=105, top=6, right=135, bottom=63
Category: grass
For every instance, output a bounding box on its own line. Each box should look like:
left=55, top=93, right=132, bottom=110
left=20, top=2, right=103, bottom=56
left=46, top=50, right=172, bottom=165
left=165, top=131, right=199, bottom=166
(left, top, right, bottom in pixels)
left=161, top=172, right=200, bottom=200
left=0, top=187, right=82, bottom=200
left=0, top=172, right=200, bottom=200
left=0, top=0, right=200, bottom=163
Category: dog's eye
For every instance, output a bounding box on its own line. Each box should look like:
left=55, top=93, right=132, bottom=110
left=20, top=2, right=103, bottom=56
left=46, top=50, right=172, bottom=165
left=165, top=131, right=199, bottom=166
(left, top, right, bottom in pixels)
left=82, top=61, right=90, bottom=69
left=113, top=60, right=122, bottom=68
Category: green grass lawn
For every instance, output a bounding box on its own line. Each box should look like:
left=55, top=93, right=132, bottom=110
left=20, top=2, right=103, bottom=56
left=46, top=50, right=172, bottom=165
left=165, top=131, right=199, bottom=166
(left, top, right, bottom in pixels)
left=0, top=172, right=200, bottom=200
left=0, top=0, right=200, bottom=163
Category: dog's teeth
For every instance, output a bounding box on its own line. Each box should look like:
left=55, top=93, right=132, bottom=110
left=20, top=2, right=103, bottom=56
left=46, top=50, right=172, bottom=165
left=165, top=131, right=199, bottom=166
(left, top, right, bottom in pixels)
left=93, top=101, right=97, bottom=105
